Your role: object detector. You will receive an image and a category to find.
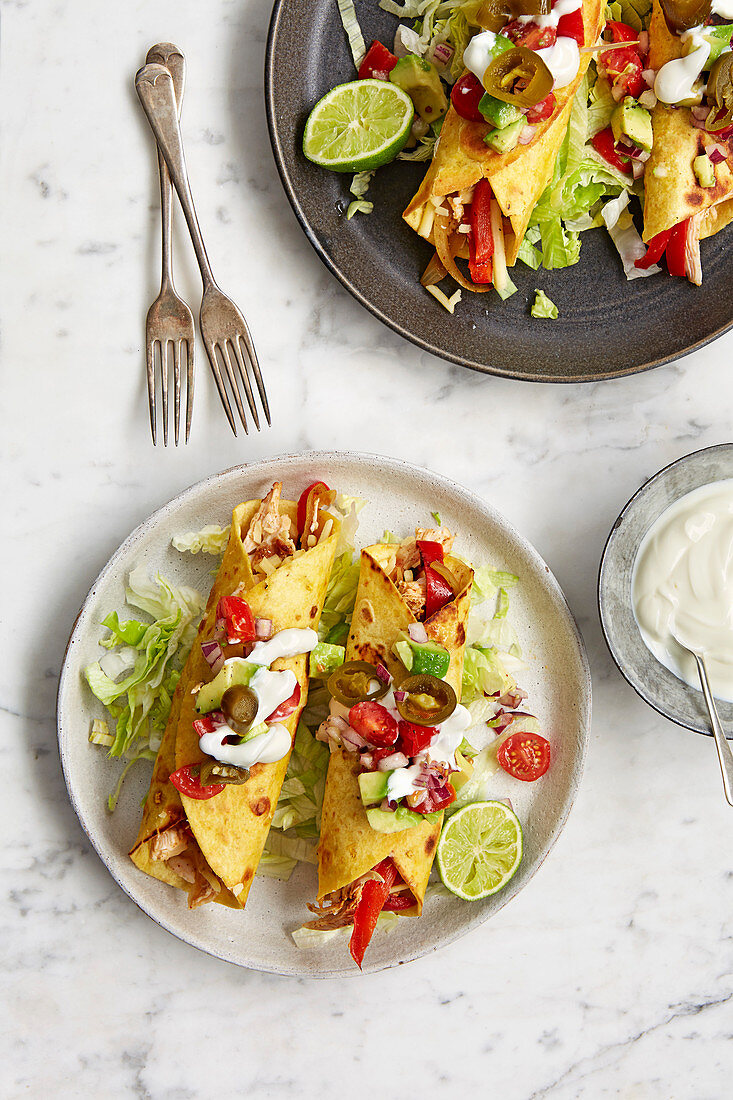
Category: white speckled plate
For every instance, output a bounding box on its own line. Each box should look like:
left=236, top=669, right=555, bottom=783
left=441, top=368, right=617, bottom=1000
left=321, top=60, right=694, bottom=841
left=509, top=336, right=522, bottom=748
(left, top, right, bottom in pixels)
left=57, top=452, right=590, bottom=977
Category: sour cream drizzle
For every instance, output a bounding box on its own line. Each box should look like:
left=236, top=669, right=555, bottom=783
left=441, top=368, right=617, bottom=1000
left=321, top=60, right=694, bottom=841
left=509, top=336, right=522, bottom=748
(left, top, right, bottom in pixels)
left=654, top=26, right=711, bottom=105
left=632, top=480, right=733, bottom=702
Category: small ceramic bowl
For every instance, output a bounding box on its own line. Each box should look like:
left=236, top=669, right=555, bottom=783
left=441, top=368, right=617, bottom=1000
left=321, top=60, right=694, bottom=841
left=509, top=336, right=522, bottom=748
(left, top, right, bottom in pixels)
left=598, top=443, right=733, bottom=736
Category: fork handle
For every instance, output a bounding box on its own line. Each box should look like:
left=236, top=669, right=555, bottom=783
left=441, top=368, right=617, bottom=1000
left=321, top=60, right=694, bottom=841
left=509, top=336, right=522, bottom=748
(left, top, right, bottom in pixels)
left=135, top=63, right=216, bottom=289
left=145, top=45, right=186, bottom=291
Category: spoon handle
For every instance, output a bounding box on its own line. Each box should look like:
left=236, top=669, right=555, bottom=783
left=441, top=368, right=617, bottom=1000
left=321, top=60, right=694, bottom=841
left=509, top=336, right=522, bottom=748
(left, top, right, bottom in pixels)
left=694, top=653, right=733, bottom=808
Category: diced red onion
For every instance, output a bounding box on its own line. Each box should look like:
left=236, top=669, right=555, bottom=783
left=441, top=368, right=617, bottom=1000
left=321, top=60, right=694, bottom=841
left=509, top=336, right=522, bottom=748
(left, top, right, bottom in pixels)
left=380, top=799, right=395, bottom=812
left=494, top=797, right=514, bottom=812
left=432, top=41, right=453, bottom=65
left=692, top=115, right=708, bottom=130
left=393, top=690, right=406, bottom=702
left=709, top=145, right=727, bottom=164
left=341, top=726, right=368, bottom=751
left=638, top=30, right=649, bottom=54
left=376, top=663, right=392, bottom=684
left=200, top=640, right=225, bottom=673
left=408, top=622, right=429, bottom=644
left=361, top=753, right=374, bottom=769
left=642, top=68, right=655, bottom=88
left=255, top=618, right=273, bottom=639
left=632, top=159, right=645, bottom=179
left=518, top=125, right=537, bottom=145
left=691, top=105, right=709, bottom=121
left=497, top=688, right=528, bottom=709
left=213, top=617, right=226, bottom=641
left=611, top=83, right=625, bottom=102
left=378, top=752, right=409, bottom=771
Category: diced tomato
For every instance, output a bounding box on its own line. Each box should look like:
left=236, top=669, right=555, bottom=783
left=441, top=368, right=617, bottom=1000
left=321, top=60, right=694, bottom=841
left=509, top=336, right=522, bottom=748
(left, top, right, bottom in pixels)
left=349, top=701, right=398, bottom=746
left=193, top=713, right=224, bottom=738
left=382, top=892, right=416, bottom=911
left=605, top=19, right=639, bottom=43
left=600, top=23, right=646, bottom=99
left=349, top=858, right=396, bottom=968
left=503, top=19, right=557, bottom=50
left=497, top=731, right=551, bottom=781
left=591, top=127, right=633, bottom=175
left=469, top=177, right=494, bottom=285
left=450, top=71, right=485, bottom=122
left=396, top=719, right=437, bottom=758
left=217, top=596, right=256, bottom=643
left=526, top=92, right=556, bottom=125
left=417, top=539, right=444, bottom=567
left=634, top=228, right=673, bottom=269
left=425, top=564, right=455, bottom=619
left=556, top=7, right=585, bottom=46
left=358, top=40, right=398, bottom=80
left=266, top=682, right=301, bottom=722
left=368, top=746, right=399, bottom=766
left=169, top=763, right=225, bottom=800
left=665, top=220, right=689, bottom=277
left=296, top=480, right=330, bottom=534
left=411, top=783, right=457, bottom=813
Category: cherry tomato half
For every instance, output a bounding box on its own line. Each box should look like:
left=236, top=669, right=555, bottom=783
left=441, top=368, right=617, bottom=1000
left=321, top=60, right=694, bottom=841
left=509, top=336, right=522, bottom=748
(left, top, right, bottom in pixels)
left=450, top=71, right=485, bottom=122
left=503, top=18, right=557, bottom=50
left=497, top=731, right=551, bottom=781
left=349, top=701, right=399, bottom=746
left=266, top=682, right=301, bottom=722
left=526, top=92, right=556, bottom=124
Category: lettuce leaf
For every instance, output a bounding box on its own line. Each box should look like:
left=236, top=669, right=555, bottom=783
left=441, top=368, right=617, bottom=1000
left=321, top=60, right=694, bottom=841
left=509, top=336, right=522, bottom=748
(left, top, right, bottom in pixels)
left=531, top=290, right=558, bottom=319
left=171, top=525, right=230, bottom=555
left=318, top=551, right=360, bottom=642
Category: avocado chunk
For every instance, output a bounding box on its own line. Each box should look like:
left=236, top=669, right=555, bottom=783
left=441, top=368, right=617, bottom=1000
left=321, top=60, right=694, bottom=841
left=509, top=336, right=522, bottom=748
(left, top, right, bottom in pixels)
left=366, top=805, right=440, bottom=833
left=390, top=55, right=448, bottom=123
left=611, top=97, right=653, bottom=153
left=394, top=634, right=451, bottom=678
left=195, top=658, right=256, bottom=714
left=358, top=771, right=390, bottom=807
left=478, top=93, right=523, bottom=131
left=484, top=117, right=527, bottom=154
left=702, top=24, right=733, bottom=70
left=693, top=153, right=715, bottom=188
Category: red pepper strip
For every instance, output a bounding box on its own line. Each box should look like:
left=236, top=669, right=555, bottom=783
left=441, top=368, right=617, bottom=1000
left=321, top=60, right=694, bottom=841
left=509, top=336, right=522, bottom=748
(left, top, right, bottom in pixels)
left=591, top=128, right=633, bottom=176
left=417, top=539, right=444, bottom=567
left=469, top=178, right=494, bottom=284
left=382, top=892, right=416, bottom=911
left=296, top=480, right=330, bottom=534
left=349, top=858, right=396, bottom=968
left=425, top=564, right=454, bottom=619
left=556, top=7, right=585, bottom=45
left=169, top=764, right=225, bottom=800
left=217, top=596, right=257, bottom=643
left=665, top=220, right=689, bottom=277
left=358, top=40, right=398, bottom=80
left=635, top=228, right=673, bottom=269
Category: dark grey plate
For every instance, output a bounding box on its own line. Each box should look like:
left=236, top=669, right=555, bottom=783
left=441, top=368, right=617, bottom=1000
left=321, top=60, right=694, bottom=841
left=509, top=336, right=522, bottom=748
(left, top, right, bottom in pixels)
left=265, top=0, right=733, bottom=381
left=598, top=443, right=733, bottom=736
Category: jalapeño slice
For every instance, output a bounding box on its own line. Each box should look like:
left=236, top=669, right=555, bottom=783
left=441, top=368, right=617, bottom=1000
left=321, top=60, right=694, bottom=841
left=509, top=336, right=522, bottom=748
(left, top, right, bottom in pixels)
left=482, top=46, right=553, bottom=108
left=660, top=0, right=711, bottom=33
left=221, top=684, right=259, bottom=735
left=708, top=54, right=733, bottom=131
left=396, top=674, right=457, bottom=726
left=198, top=760, right=250, bottom=786
left=328, top=660, right=389, bottom=706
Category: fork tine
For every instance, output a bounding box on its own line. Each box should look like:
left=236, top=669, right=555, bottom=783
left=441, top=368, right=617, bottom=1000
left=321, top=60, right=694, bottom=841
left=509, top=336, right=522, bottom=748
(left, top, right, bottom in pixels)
left=146, top=339, right=157, bottom=446
left=184, top=339, right=194, bottom=444
left=219, top=342, right=249, bottom=434
left=161, top=341, right=170, bottom=447
left=238, top=328, right=270, bottom=426
left=172, top=339, right=182, bottom=447
left=227, top=339, right=259, bottom=431
left=203, top=338, right=237, bottom=436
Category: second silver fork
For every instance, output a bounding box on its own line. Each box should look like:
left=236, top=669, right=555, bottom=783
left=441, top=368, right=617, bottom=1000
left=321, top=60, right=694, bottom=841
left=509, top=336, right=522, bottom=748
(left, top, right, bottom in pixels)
left=136, top=62, right=270, bottom=436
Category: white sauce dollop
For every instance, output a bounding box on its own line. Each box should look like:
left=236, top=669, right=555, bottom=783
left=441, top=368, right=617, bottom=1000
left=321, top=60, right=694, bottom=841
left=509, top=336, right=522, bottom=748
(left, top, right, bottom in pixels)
left=199, top=722, right=292, bottom=768
left=535, top=37, right=581, bottom=90
left=654, top=26, right=711, bottom=104
left=712, top=0, right=733, bottom=18
left=464, top=30, right=502, bottom=86
left=248, top=627, right=318, bottom=666
left=632, top=480, right=733, bottom=702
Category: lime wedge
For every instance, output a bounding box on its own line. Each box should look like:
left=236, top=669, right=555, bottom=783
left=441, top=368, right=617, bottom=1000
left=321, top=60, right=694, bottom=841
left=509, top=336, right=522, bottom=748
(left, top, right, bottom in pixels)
left=437, top=801, right=523, bottom=901
left=303, top=79, right=415, bottom=173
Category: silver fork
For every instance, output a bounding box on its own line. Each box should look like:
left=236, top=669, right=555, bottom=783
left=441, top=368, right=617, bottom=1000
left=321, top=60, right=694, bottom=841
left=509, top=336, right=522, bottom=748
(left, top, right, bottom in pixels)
left=135, top=62, right=270, bottom=435
left=144, top=43, right=194, bottom=446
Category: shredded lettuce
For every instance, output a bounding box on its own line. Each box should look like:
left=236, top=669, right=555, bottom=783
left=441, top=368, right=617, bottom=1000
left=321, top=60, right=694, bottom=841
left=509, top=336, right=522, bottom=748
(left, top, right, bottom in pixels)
left=171, top=524, right=230, bottom=555
left=268, top=723, right=329, bottom=836
left=531, top=290, right=558, bottom=319
left=347, top=170, right=375, bottom=219
left=292, top=910, right=400, bottom=948
left=336, top=0, right=366, bottom=68
left=318, top=551, right=360, bottom=643
left=601, top=192, right=662, bottom=279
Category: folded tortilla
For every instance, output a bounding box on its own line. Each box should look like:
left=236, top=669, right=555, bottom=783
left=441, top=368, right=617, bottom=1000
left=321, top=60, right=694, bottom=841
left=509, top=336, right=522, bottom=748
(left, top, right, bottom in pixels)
left=643, top=0, right=733, bottom=242
left=131, top=492, right=339, bottom=909
left=403, top=0, right=604, bottom=265
left=317, top=543, right=473, bottom=913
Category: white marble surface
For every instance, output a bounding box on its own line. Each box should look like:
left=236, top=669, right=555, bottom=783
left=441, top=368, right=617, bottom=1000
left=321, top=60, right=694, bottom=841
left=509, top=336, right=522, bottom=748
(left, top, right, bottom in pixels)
left=3, top=0, right=733, bottom=1096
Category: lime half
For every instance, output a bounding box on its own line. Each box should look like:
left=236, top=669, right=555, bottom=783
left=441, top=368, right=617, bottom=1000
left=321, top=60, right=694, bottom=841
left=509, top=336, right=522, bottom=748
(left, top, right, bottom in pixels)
left=303, top=79, right=415, bottom=173
left=437, top=801, right=523, bottom=901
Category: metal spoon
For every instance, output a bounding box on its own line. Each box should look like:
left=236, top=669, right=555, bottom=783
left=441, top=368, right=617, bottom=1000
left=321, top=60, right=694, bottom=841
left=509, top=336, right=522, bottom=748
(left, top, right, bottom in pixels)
left=670, top=626, right=733, bottom=807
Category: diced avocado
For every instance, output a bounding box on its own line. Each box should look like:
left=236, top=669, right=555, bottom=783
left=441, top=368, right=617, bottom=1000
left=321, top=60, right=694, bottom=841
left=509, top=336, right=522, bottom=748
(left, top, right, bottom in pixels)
left=310, top=642, right=345, bottom=677
left=390, top=55, right=448, bottom=124
left=702, top=24, right=733, bottom=70
left=611, top=97, right=653, bottom=153
left=366, top=805, right=441, bottom=833
left=478, top=93, right=523, bottom=130
left=394, top=639, right=414, bottom=671
left=393, top=633, right=451, bottom=678
left=484, top=118, right=527, bottom=154
left=693, top=153, right=715, bottom=188
left=195, top=658, right=256, bottom=714
left=358, top=770, right=390, bottom=807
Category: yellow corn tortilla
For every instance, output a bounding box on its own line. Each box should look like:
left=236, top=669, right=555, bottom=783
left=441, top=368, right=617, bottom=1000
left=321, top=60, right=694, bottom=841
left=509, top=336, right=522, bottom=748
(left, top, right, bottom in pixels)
left=403, top=0, right=604, bottom=265
left=131, top=493, right=339, bottom=910
left=643, top=0, right=733, bottom=241
left=317, top=543, right=473, bottom=912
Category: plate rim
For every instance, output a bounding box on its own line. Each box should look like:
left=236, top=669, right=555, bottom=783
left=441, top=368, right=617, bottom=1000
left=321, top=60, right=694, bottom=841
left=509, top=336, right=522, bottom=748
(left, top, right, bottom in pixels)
left=57, top=449, right=592, bottom=976
left=263, top=0, right=733, bottom=384
left=597, top=441, right=733, bottom=737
